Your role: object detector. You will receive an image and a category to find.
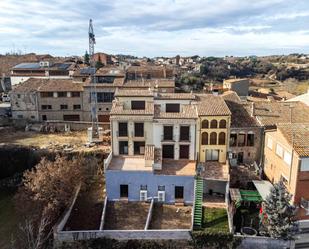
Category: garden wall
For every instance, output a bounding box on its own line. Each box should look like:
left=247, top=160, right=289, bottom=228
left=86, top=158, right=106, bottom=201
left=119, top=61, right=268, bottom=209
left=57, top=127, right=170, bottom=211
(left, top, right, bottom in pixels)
left=236, top=235, right=294, bottom=249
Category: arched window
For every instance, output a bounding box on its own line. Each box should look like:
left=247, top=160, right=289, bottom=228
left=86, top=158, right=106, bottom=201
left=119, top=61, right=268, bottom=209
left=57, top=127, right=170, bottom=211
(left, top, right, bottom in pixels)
left=219, top=132, right=226, bottom=145
left=219, top=120, right=226, bottom=128
left=210, top=120, right=217, bottom=129
left=202, top=120, right=209, bottom=129
left=202, top=132, right=208, bottom=145
left=210, top=132, right=217, bottom=145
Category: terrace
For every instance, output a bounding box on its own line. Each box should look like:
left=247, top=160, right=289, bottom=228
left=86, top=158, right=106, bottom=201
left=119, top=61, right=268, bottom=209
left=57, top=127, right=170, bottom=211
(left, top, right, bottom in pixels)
left=107, top=156, right=152, bottom=171
left=154, top=159, right=196, bottom=176
left=200, top=161, right=229, bottom=181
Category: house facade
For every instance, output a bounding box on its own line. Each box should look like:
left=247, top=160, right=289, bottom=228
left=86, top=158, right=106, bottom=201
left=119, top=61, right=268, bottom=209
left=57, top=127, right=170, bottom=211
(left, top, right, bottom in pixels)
left=105, top=89, right=231, bottom=205
left=264, top=123, right=309, bottom=220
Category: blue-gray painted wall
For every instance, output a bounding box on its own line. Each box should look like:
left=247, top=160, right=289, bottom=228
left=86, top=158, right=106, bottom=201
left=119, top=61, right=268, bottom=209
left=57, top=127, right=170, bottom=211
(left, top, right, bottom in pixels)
left=105, top=170, right=195, bottom=204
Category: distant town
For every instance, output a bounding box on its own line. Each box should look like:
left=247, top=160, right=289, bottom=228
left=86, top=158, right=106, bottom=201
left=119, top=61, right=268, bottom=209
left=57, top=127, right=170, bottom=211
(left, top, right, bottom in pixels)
left=1, top=40, right=309, bottom=249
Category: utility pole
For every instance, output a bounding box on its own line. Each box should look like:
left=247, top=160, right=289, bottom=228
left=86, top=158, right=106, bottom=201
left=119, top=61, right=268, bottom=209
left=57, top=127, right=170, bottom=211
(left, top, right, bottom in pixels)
left=89, top=19, right=99, bottom=141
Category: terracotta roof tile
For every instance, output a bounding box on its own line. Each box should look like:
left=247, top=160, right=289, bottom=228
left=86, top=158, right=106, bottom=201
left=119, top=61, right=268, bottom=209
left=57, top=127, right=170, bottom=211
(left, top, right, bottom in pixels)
left=37, top=79, right=83, bottom=92
left=196, top=94, right=231, bottom=116
left=254, top=101, right=309, bottom=127
left=277, top=123, right=309, bottom=157
left=154, top=104, right=197, bottom=119
left=115, top=88, right=154, bottom=97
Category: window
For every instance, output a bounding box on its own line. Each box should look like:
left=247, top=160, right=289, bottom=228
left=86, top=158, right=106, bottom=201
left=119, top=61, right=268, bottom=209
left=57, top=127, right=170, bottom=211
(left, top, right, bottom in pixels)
left=180, top=126, right=190, bottom=141
left=206, top=149, right=219, bottom=161
left=166, top=103, right=180, bottom=113
left=210, top=132, right=217, bottom=145
left=42, top=115, right=47, bottom=121
left=283, top=151, right=292, bottom=166
left=60, top=104, right=68, bottom=110
left=73, top=104, right=81, bottom=110
left=63, top=115, right=80, bottom=121
left=175, top=186, right=184, bottom=199
left=179, top=145, right=189, bottom=159
left=41, top=92, right=53, bottom=98
left=17, top=114, right=23, bottom=118
left=219, top=120, right=226, bottom=128
left=218, top=132, right=226, bottom=145
left=238, top=134, right=245, bottom=147
left=58, top=92, right=67, bottom=97
left=134, top=142, right=145, bottom=155
left=31, top=115, right=35, bottom=119
left=210, top=120, right=217, bottom=128
left=162, top=145, right=174, bottom=159
left=247, top=134, right=254, bottom=146
left=230, top=133, right=237, bottom=147
left=17, top=94, right=21, bottom=98
left=276, top=144, right=283, bottom=158
left=202, top=132, right=208, bottom=145
left=301, top=160, right=309, bottom=171
left=202, top=120, right=209, bottom=129
left=96, top=76, right=115, bottom=83
left=163, top=126, right=173, bottom=140
left=267, top=137, right=273, bottom=149
left=97, top=92, right=114, bottom=102
left=134, top=123, right=144, bottom=137
left=131, top=101, right=145, bottom=110
left=119, top=141, right=128, bottom=155
left=41, top=105, right=52, bottom=110
left=71, top=92, right=80, bottom=97
left=118, top=122, right=128, bottom=137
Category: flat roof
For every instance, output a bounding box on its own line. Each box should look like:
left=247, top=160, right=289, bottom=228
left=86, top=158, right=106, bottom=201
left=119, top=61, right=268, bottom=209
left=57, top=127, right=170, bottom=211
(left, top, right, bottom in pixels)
left=155, top=159, right=196, bottom=176
left=108, top=156, right=152, bottom=171
left=252, top=180, right=273, bottom=201
left=200, top=161, right=229, bottom=181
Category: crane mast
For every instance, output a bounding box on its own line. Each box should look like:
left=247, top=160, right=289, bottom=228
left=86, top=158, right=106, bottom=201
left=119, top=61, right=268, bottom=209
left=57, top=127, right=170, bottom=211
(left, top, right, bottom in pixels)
left=89, top=19, right=99, bottom=141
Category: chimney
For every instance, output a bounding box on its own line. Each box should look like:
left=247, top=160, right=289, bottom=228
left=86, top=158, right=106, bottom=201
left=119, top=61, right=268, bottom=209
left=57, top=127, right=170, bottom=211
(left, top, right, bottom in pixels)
left=251, top=102, right=255, bottom=117
left=163, top=65, right=166, bottom=78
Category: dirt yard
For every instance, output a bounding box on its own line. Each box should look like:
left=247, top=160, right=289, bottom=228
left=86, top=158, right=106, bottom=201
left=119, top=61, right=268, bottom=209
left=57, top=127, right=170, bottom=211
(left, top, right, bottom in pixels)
left=64, top=176, right=105, bottom=231
left=0, top=127, right=110, bottom=153
left=149, top=203, right=192, bottom=229
left=104, top=201, right=150, bottom=230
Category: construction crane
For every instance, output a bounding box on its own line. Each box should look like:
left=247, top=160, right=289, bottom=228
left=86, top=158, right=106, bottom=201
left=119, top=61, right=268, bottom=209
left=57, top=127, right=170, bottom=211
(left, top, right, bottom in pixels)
left=89, top=19, right=100, bottom=141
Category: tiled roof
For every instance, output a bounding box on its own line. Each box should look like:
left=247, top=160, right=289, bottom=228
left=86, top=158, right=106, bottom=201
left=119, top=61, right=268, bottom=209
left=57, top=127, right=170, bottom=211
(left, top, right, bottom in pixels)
left=110, top=101, right=154, bottom=116
left=123, top=79, right=175, bottom=88
left=154, top=104, right=197, bottom=119
left=156, top=92, right=196, bottom=100
left=277, top=123, right=309, bottom=157
left=11, top=78, right=45, bottom=92
left=222, top=91, right=259, bottom=128
left=254, top=101, right=309, bottom=127
left=114, top=88, right=154, bottom=97
left=196, top=94, right=231, bottom=116
left=37, top=79, right=83, bottom=92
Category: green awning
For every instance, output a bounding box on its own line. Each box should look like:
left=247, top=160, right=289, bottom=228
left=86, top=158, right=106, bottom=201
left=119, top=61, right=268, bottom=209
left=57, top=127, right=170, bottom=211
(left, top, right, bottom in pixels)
left=239, top=190, right=263, bottom=202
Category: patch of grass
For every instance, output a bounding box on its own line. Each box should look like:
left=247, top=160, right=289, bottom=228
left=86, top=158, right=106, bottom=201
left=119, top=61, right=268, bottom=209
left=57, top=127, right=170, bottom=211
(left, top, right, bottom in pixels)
left=0, top=190, right=18, bottom=249
left=202, top=207, right=229, bottom=233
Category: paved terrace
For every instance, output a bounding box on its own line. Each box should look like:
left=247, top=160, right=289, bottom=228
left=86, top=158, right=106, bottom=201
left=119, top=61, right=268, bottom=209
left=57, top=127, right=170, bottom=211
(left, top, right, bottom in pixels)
left=155, top=159, right=196, bottom=176
left=200, top=162, right=229, bottom=181
left=107, top=156, right=152, bottom=171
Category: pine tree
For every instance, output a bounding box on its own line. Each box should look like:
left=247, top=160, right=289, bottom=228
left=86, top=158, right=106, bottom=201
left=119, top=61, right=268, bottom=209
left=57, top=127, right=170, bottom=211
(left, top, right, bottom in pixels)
left=84, top=50, right=90, bottom=65
left=261, top=180, right=298, bottom=239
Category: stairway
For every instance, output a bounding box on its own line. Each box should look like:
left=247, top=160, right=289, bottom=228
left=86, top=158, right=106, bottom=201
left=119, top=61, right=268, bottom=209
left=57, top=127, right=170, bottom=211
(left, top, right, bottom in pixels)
left=193, top=177, right=203, bottom=228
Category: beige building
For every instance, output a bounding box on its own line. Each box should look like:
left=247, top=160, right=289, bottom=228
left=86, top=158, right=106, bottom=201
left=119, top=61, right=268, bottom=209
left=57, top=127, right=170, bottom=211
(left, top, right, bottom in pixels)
left=223, top=78, right=249, bottom=96
left=264, top=123, right=309, bottom=220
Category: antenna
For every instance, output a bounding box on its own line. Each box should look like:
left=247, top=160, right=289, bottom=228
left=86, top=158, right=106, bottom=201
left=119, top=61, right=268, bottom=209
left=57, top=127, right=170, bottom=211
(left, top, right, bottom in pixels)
left=89, top=19, right=99, bottom=141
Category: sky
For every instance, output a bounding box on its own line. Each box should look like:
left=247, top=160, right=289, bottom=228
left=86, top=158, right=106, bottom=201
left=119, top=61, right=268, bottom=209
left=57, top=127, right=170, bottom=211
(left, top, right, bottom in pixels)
left=1, top=0, right=309, bottom=57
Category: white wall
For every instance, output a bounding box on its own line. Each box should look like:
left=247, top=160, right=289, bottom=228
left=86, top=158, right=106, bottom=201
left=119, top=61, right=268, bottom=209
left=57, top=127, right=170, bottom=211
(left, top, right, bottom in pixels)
left=301, top=158, right=309, bottom=171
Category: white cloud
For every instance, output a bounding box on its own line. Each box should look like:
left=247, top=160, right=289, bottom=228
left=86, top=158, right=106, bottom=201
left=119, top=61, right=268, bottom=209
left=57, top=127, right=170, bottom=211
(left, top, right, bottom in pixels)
left=0, top=0, right=309, bottom=56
